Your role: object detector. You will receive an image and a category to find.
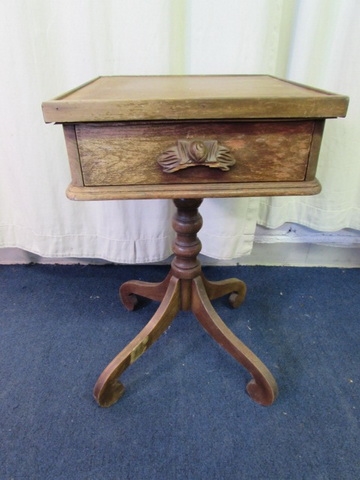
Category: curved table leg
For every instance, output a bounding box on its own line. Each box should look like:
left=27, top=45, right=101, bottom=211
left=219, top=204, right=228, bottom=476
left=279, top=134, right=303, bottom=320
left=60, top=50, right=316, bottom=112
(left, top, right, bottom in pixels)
left=94, top=276, right=181, bottom=407
left=202, top=275, right=247, bottom=308
left=119, top=272, right=172, bottom=311
left=192, top=276, right=278, bottom=406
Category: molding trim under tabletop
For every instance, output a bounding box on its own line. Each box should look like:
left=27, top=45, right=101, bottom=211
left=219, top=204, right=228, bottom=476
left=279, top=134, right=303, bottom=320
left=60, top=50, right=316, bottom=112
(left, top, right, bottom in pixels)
left=66, top=179, right=321, bottom=201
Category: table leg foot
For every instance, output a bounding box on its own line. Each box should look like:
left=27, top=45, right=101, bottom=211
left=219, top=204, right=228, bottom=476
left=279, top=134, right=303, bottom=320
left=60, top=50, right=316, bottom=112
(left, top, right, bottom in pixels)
left=246, top=378, right=277, bottom=406
left=191, top=276, right=278, bottom=406
left=119, top=273, right=172, bottom=311
left=202, top=275, right=247, bottom=308
left=94, top=276, right=181, bottom=407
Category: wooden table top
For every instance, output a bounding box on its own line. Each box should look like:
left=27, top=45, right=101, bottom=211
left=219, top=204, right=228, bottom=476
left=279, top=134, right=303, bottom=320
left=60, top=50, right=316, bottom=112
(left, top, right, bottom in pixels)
left=42, top=75, right=348, bottom=123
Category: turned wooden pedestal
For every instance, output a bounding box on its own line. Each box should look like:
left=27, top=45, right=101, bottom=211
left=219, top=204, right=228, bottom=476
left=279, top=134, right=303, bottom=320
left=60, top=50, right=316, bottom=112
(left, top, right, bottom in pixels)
left=93, top=198, right=278, bottom=407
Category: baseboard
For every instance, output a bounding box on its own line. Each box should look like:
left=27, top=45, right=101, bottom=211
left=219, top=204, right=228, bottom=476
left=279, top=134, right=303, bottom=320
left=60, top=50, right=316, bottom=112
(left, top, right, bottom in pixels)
left=204, top=243, right=360, bottom=268
left=1, top=244, right=359, bottom=268
left=254, top=223, right=360, bottom=247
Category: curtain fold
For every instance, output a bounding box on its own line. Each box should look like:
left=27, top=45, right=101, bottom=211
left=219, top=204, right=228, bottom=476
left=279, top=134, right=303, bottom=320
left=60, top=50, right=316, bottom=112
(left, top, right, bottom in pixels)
left=257, top=0, right=360, bottom=232
left=0, top=0, right=358, bottom=263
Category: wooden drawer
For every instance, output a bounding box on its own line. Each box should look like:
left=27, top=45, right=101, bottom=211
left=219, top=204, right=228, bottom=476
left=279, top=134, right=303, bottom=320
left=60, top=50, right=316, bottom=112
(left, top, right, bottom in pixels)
left=63, top=119, right=324, bottom=199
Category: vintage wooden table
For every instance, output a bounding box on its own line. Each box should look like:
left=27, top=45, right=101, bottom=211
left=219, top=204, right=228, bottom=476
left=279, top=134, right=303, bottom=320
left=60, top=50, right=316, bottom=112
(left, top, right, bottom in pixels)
left=43, top=75, right=348, bottom=407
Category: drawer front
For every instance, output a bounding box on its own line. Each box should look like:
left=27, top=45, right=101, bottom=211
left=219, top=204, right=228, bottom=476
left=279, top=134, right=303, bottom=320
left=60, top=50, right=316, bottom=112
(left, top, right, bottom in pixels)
left=75, top=121, right=315, bottom=187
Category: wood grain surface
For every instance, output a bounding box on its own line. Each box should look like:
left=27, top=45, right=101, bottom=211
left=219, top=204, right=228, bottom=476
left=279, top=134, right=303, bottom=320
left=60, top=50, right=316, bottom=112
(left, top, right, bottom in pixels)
left=42, top=75, right=348, bottom=122
left=76, top=120, right=316, bottom=187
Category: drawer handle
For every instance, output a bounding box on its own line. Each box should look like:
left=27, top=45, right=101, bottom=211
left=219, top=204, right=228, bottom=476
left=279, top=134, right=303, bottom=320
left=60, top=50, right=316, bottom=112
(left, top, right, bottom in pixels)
left=157, top=139, right=236, bottom=173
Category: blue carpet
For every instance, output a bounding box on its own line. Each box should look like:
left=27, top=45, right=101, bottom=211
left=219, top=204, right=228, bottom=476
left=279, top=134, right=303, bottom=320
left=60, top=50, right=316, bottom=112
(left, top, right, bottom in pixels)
left=0, top=264, right=359, bottom=479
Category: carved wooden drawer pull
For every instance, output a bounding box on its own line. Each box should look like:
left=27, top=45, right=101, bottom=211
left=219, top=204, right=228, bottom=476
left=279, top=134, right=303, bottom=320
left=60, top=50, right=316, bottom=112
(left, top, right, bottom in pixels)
left=157, top=139, right=236, bottom=173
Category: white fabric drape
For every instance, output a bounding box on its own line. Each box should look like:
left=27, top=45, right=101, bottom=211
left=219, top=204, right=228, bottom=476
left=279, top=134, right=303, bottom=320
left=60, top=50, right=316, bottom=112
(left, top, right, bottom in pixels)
left=0, top=0, right=358, bottom=263
left=258, top=0, right=360, bottom=232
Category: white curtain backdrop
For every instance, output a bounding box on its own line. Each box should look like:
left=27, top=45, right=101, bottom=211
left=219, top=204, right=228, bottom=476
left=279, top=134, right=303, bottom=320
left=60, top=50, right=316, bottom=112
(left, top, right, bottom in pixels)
left=258, top=0, right=360, bottom=232
left=0, top=0, right=358, bottom=264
